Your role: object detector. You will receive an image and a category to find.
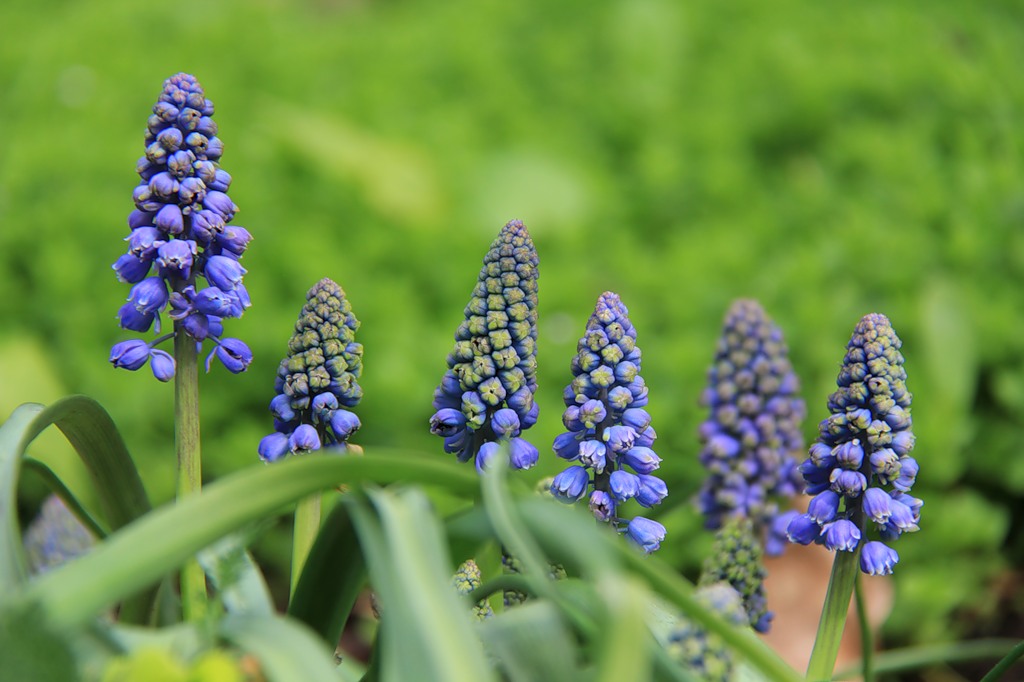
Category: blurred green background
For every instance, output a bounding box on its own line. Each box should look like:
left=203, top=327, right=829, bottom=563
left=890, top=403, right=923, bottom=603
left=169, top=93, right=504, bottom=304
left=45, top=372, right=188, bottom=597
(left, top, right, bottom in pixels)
left=2, top=0, right=1023, bottom=653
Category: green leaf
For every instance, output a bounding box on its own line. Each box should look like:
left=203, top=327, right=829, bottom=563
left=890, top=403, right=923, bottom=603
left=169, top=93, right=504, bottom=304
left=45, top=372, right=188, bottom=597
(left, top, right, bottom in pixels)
left=197, top=532, right=275, bottom=618
left=24, top=451, right=478, bottom=629
left=477, top=601, right=579, bottom=682
left=347, top=488, right=495, bottom=682
left=0, top=397, right=154, bottom=622
left=0, top=599, right=78, bottom=682
left=288, top=498, right=366, bottom=647
left=219, top=614, right=343, bottom=682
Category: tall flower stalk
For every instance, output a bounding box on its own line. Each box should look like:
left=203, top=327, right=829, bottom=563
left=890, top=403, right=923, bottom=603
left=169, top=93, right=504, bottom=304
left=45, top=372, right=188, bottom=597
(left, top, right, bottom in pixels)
left=550, top=292, right=667, bottom=552
left=787, top=313, right=920, bottom=678
left=257, top=278, right=363, bottom=594
left=429, top=220, right=541, bottom=472
left=110, top=73, right=253, bottom=620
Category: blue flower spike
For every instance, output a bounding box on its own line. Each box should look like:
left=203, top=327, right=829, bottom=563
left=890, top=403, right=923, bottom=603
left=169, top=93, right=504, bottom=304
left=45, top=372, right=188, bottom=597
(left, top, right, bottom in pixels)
left=429, top=220, right=540, bottom=471
left=110, top=73, right=252, bottom=378
left=549, top=292, right=667, bottom=553
left=698, top=300, right=806, bottom=556
left=258, top=278, right=362, bottom=462
left=787, top=313, right=920, bottom=575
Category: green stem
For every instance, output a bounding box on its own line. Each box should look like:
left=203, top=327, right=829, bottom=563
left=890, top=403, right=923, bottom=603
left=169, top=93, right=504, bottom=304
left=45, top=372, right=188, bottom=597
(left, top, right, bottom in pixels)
left=174, top=327, right=207, bottom=622
left=980, top=639, right=1024, bottom=682
left=854, top=574, right=873, bottom=682
left=290, top=493, right=322, bottom=597
left=806, top=547, right=862, bottom=681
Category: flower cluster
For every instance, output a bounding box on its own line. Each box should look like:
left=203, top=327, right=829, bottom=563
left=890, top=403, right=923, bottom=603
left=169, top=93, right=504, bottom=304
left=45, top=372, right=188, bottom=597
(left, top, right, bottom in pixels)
left=697, top=300, right=805, bottom=555
left=666, top=582, right=749, bottom=682
left=429, top=220, right=540, bottom=472
left=257, top=278, right=362, bottom=462
left=110, top=73, right=252, bottom=381
left=787, top=313, right=920, bottom=575
left=699, top=518, right=773, bottom=633
left=452, top=560, right=494, bottom=620
left=549, top=292, right=667, bottom=553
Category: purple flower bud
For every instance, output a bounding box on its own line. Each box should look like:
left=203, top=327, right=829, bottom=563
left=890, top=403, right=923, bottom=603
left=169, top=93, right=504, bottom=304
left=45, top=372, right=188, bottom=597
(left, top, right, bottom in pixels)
left=210, top=169, right=232, bottom=192
left=551, top=466, right=589, bottom=503
left=149, top=349, right=175, bottom=382
left=808, top=442, right=834, bottom=468
left=270, top=394, right=296, bottom=422
left=830, top=468, right=867, bottom=498
left=289, top=424, right=321, bottom=455
left=155, top=204, right=184, bottom=235
left=128, top=277, right=168, bottom=316
left=578, top=440, right=607, bottom=472
left=887, top=497, right=919, bottom=533
left=178, top=177, right=206, bottom=206
left=766, top=510, right=800, bottom=556
left=860, top=541, right=899, bottom=576
left=126, top=227, right=165, bottom=258
left=625, top=516, right=666, bottom=553
left=603, top=425, right=636, bottom=454
left=109, top=340, right=150, bottom=370
left=893, top=456, right=918, bottom=492
left=609, top=470, right=641, bottom=502
left=156, top=240, right=197, bottom=280
left=203, top=190, right=237, bottom=220
left=117, top=302, right=154, bottom=332
left=621, top=446, right=661, bottom=474
left=430, top=408, right=466, bottom=438
left=621, top=408, right=652, bottom=432
left=833, top=440, right=864, bottom=470
left=807, top=490, right=840, bottom=524
left=258, top=432, right=290, bottom=463
left=205, top=255, right=247, bottom=291
left=112, top=253, right=151, bottom=283
left=329, top=409, right=361, bottom=440
left=490, top=408, right=521, bottom=438
left=476, top=441, right=500, bottom=474
left=210, top=337, right=252, bottom=373
left=786, top=514, right=821, bottom=545
left=635, top=475, right=668, bottom=508
left=149, top=172, right=179, bottom=200
left=862, top=487, right=892, bottom=524
left=217, top=225, right=252, bottom=256
left=822, top=519, right=861, bottom=551
left=190, top=209, right=225, bottom=243
left=194, top=286, right=234, bottom=317
left=508, top=437, right=539, bottom=470
left=578, top=399, right=607, bottom=429
left=708, top=434, right=741, bottom=459
left=890, top=430, right=915, bottom=456
left=553, top=432, right=581, bottom=460
left=634, top=425, right=656, bottom=448
left=589, top=490, right=615, bottom=522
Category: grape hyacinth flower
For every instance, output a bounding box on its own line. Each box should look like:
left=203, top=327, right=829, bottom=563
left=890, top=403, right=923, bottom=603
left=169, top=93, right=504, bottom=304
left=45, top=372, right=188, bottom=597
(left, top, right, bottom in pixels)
left=699, top=518, right=773, bottom=633
left=667, top=582, right=750, bottom=682
left=258, top=278, right=363, bottom=462
left=429, top=220, right=540, bottom=472
left=109, top=73, right=252, bottom=381
left=787, top=313, right=920, bottom=575
left=452, top=560, right=494, bottom=620
left=697, top=300, right=805, bottom=556
left=22, top=496, right=95, bottom=576
left=549, top=292, right=667, bottom=553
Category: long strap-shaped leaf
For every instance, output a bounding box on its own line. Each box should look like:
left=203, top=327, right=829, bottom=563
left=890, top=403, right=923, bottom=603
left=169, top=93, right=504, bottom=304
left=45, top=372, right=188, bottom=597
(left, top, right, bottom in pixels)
left=288, top=499, right=365, bottom=646
left=0, top=397, right=151, bottom=594
left=22, top=452, right=479, bottom=629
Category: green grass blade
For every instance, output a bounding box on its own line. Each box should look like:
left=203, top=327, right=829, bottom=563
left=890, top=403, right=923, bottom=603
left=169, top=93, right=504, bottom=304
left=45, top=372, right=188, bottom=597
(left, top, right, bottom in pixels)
left=288, top=498, right=366, bottom=647
left=347, top=487, right=496, bottom=682
left=22, top=457, right=108, bottom=539
left=219, top=614, right=343, bottom=682
left=24, top=452, right=478, bottom=628
left=0, top=403, right=46, bottom=589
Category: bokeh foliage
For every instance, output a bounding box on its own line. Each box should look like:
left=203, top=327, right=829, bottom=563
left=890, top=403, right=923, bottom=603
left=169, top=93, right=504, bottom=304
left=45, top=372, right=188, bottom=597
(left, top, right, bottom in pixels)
left=2, top=0, right=1022, bottom=646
